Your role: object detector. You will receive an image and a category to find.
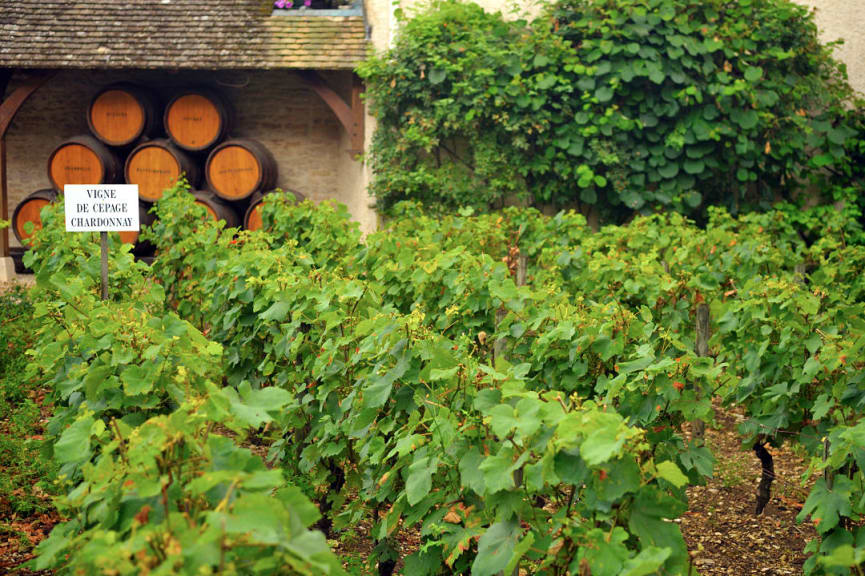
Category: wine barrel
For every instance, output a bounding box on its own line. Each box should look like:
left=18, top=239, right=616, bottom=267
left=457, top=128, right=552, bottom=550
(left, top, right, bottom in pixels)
left=9, top=246, right=31, bottom=275
left=118, top=201, right=156, bottom=253
left=11, top=189, right=57, bottom=244
left=47, top=135, right=122, bottom=191
left=164, top=89, right=232, bottom=152
left=206, top=139, right=278, bottom=201
left=88, top=83, right=160, bottom=147
left=192, top=191, right=240, bottom=228
left=125, top=139, right=200, bottom=202
left=244, top=189, right=304, bottom=231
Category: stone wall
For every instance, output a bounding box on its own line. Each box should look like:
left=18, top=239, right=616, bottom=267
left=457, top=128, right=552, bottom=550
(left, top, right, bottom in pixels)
left=798, top=0, right=865, bottom=95
left=4, top=68, right=375, bottom=247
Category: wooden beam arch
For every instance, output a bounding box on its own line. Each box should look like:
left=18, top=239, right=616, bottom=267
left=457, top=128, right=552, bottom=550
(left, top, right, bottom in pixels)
left=0, top=70, right=55, bottom=258
left=297, top=71, right=365, bottom=156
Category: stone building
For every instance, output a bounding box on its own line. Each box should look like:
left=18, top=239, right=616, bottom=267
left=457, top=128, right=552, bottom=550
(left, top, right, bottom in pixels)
left=0, top=0, right=863, bottom=280
left=0, top=0, right=370, bottom=279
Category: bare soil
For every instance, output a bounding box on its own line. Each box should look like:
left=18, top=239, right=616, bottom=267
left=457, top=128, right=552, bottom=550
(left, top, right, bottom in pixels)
left=680, top=405, right=817, bottom=576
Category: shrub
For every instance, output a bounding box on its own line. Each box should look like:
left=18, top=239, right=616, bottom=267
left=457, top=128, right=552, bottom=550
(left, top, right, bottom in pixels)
left=360, top=0, right=862, bottom=218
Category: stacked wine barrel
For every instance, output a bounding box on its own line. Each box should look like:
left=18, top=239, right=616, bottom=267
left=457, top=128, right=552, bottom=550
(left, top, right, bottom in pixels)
left=13, top=82, right=292, bottom=262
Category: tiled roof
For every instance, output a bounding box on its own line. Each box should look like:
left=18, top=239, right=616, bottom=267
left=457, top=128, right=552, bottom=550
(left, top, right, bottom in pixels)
left=0, top=0, right=369, bottom=70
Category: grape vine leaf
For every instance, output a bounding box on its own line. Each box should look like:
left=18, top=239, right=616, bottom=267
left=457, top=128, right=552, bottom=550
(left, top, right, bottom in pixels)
left=471, top=519, right=521, bottom=576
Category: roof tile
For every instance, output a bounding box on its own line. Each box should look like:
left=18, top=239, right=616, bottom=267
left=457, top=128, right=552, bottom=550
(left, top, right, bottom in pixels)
left=0, top=0, right=368, bottom=70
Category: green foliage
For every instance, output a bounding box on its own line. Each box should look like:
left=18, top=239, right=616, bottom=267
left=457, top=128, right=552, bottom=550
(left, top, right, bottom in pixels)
left=257, top=192, right=363, bottom=270
left=14, top=171, right=865, bottom=573
left=359, top=0, right=862, bottom=217
left=0, top=284, right=58, bottom=517
left=144, top=194, right=696, bottom=574
left=22, top=196, right=154, bottom=301
left=359, top=2, right=536, bottom=211
left=551, top=0, right=857, bottom=212
left=33, top=400, right=346, bottom=576
left=20, top=195, right=347, bottom=575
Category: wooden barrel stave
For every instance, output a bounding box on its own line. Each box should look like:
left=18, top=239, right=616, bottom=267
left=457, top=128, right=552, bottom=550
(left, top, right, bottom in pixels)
left=125, top=139, right=200, bottom=202
left=11, top=189, right=58, bottom=244
left=88, top=83, right=160, bottom=147
left=47, top=135, right=123, bottom=191
left=164, top=89, right=232, bottom=152
left=206, top=139, right=278, bottom=201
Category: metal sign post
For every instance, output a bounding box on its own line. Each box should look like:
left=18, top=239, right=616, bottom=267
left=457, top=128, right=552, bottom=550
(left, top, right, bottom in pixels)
left=64, top=184, right=139, bottom=300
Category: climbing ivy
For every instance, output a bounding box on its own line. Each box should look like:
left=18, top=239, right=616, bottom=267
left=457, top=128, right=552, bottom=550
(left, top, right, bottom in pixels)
left=359, top=0, right=862, bottom=217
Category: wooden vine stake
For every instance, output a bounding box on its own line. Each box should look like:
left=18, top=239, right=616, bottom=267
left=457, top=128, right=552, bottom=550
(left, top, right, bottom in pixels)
left=494, top=242, right=526, bottom=363
left=692, top=296, right=710, bottom=442
left=494, top=239, right=527, bottom=576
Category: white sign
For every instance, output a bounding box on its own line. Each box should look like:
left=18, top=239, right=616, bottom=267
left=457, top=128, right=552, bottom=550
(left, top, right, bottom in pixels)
left=65, top=185, right=139, bottom=232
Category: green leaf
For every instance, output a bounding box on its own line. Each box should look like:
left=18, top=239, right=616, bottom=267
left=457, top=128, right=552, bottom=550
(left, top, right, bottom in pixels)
left=55, top=415, right=95, bottom=465
left=581, top=424, right=625, bottom=466
left=596, top=85, right=614, bottom=103
left=471, top=520, right=520, bottom=576
left=828, top=126, right=853, bottom=145
left=620, top=547, right=672, bottom=576
left=459, top=448, right=486, bottom=495
left=744, top=66, right=763, bottom=82
left=658, top=2, right=675, bottom=21
left=580, top=188, right=598, bottom=204
left=260, top=301, right=291, bottom=322
left=488, top=404, right=519, bottom=438
left=797, top=477, right=853, bottom=534
left=276, top=485, right=322, bottom=527
left=627, top=487, right=689, bottom=573
left=819, top=544, right=865, bottom=569
left=683, top=190, right=702, bottom=208
left=480, top=446, right=521, bottom=493
left=30, top=523, right=74, bottom=570
left=429, top=68, right=447, bottom=85
left=655, top=461, right=688, bottom=487
left=429, top=366, right=459, bottom=381
left=406, top=456, right=435, bottom=506
left=229, top=384, right=294, bottom=428
left=120, top=364, right=153, bottom=396
left=658, top=163, right=679, bottom=179
left=205, top=341, right=223, bottom=356
left=617, top=355, right=654, bottom=374
left=577, top=527, right=630, bottom=576
left=537, top=75, right=557, bottom=90
left=682, top=159, right=705, bottom=175
left=736, top=109, right=759, bottom=130
left=504, top=532, right=535, bottom=575
left=364, top=353, right=410, bottom=408
left=679, top=442, right=715, bottom=477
